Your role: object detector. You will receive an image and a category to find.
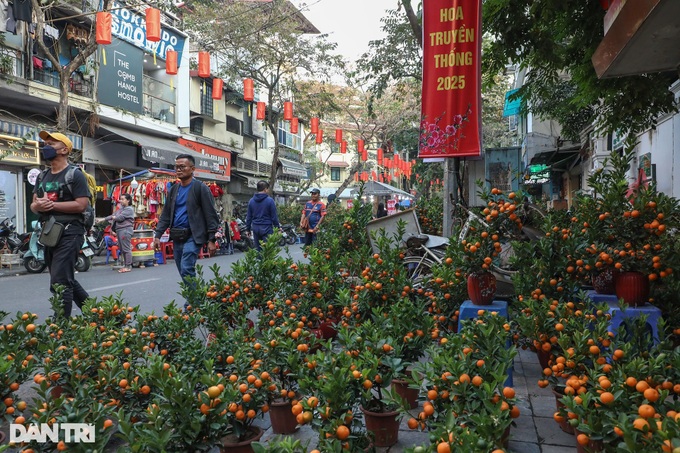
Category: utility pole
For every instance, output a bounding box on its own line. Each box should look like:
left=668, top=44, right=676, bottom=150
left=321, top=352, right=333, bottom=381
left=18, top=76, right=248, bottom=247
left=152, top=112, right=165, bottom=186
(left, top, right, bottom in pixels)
left=443, top=157, right=459, bottom=238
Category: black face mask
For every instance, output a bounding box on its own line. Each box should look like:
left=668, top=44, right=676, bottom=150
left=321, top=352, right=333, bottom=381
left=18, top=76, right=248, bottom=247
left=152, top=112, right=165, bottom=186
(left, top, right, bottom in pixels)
left=41, top=145, right=58, bottom=161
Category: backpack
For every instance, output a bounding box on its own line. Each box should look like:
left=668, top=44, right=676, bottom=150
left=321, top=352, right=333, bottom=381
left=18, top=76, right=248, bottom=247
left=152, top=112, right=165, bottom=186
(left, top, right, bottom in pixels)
left=38, top=165, right=97, bottom=230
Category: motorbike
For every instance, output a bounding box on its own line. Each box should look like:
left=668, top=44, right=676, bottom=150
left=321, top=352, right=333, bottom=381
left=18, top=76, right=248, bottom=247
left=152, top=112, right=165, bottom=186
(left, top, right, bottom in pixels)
left=0, top=217, right=28, bottom=254
left=23, top=220, right=94, bottom=273
left=232, top=218, right=254, bottom=252
left=278, top=224, right=298, bottom=246
left=89, top=221, right=109, bottom=256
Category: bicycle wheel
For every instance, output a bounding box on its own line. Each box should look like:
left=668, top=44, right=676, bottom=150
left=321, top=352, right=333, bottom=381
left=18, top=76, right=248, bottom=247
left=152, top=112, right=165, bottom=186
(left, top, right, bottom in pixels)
left=403, top=255, right=437, bottom=285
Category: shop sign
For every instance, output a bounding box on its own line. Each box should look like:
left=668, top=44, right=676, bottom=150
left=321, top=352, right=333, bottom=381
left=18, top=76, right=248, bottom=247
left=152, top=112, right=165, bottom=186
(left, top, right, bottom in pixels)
left=178, top=138, right=231, bottom=182
left=346, top=200, right=353, bottom=209
left=108, top=0, right=185, bottom=62
left=97, top=39, right=143, bottom=113
left=387, top=199, right=397, bottom=215
left=639, top=152, right=652, bottom=179
left=524, top=164, right=551, bottom=185
left=0, top=134, right=40, bottom=165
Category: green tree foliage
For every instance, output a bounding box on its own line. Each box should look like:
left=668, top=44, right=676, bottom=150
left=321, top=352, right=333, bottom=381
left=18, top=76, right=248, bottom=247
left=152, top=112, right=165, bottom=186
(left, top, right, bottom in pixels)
left=184, top=0, right=343, bottom=194
left=483, top=0, right=678, bottom=139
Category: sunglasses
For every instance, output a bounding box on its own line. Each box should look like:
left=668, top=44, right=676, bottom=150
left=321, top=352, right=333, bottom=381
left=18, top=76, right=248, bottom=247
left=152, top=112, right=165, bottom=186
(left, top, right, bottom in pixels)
left=175, top=165, right=193, bottom=171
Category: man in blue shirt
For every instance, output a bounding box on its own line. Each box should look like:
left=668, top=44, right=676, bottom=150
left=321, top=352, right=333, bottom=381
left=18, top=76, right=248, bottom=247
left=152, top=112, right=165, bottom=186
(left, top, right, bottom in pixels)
left=154, top=155, right=220, bottom=306
left=299, top=188, right=326, bottom=246
left=246, top=180, right=280, bottom=251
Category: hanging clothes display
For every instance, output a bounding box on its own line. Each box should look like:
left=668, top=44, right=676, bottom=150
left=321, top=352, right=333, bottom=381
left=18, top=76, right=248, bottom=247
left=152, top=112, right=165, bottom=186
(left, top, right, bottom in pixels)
left=12, top=0, right=31, bottom=23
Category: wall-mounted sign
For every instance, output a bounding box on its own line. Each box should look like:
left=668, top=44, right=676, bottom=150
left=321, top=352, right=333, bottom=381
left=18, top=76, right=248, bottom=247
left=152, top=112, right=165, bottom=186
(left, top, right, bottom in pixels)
left=0, top=134, right=40, bottom=165
left=109, top=0, right=185, bottom=62
left=178, top=138, right=231, bottom=182
left=97, top=39, right=143, bottom=113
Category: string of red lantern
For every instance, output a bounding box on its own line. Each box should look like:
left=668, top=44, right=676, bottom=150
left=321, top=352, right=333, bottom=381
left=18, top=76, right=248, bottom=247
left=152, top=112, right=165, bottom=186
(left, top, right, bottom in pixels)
left=212, top=78, right=223, bottom=100
left=361, top=149, right=368, bottom=162
left=256, top=102, right=266, bottom=120
left=165, top=50, right=177, bottom=75
left=310, top=117, right=319, bottom=134
left=290, top=117, right=299, bottom=134
left=283, top=102, right=293, bottom=121
left=357, top=139, right=364, bottom=153
left=243, top=79, right=254, bottom=102
left=146, top=8, right=161, bottom=42
left=96, top=12, right=112, bottom=45
left=197, top=52, right=210, bottom=78
left=377, top=148, right=383, bottom=165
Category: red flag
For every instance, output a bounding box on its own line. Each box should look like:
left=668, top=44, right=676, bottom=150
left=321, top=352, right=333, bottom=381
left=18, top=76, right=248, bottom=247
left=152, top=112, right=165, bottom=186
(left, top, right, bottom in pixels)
left=419, top=0, right=482, bottom=158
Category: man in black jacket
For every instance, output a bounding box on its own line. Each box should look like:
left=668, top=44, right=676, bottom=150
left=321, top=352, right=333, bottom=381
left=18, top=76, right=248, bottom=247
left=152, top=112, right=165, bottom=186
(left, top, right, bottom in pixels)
left=154, top=154, right=220, bottom=304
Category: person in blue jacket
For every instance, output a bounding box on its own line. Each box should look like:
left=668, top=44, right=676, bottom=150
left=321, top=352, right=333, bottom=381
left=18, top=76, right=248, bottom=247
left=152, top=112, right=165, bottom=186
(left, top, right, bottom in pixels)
left=246, top=180, right=280, bottom=251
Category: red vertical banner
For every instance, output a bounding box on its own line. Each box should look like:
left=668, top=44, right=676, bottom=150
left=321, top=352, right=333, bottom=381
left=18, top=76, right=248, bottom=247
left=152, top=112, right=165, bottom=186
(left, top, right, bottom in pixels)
left=419, top=0, right=482, bottom=158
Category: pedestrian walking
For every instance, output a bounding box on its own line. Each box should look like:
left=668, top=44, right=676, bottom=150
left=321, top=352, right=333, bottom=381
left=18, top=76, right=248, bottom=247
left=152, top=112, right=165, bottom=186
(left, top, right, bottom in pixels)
left=30, top=131, right=90, bottom=318
left=153, top=154, right=220, bottom=305
left=245, top=180, right=280, bottom=251
left=300, top=188, right=326, bottom=246
left=106, top=193, right=135, bottom=272
left=376, top=202, right=388, bottom=219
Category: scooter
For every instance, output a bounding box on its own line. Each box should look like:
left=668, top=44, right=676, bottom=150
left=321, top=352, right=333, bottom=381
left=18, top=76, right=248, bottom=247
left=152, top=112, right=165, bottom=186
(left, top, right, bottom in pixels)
left=0, top=217, right=28, bottom=254
left=232, top=218, right=254, bottom=252
left=23, top=221, right=94, bottom=273
left=278, top=224, right=299, bottom=246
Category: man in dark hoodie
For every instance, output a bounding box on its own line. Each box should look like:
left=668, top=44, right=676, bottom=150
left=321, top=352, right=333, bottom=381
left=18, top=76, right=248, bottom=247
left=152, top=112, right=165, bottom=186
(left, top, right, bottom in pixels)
left=246, top=180, right=280, bottom=251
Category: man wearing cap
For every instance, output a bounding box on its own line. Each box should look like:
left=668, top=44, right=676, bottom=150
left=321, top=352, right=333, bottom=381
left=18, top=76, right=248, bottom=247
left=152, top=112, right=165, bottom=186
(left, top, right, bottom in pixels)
left=30, top=131, right=90, bottom=318
left=300, top=188, right=326, bottom=246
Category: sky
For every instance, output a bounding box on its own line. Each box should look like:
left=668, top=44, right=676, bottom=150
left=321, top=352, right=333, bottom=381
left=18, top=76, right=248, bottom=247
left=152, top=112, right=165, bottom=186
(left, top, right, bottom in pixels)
left=300, top=0, right=398, bottom=62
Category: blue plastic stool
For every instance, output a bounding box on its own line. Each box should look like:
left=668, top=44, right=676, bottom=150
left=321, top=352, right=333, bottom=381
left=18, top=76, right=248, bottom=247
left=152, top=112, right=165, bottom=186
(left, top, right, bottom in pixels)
left=458, top=300, right=513, bottom=387
left=154, top=251, right=165, bottom=265
left=606, top=300, right=662, bottom=345
left=586, top=290, right=619, bottom=305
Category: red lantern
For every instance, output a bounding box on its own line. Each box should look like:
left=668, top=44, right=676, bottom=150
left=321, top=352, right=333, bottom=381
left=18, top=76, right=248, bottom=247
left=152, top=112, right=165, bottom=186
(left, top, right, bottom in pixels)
left=361, top=149, right=368, bottom=162
left=256, top=102, right=266, bottom=120
left=377, top=148, right=383, bottom=164
left=357, top=139, right=364, bottom=152
left=198, top=52, right=210, bottom=78
left=283, top=101, right=293, bottom=121
left=316, top=129, right=323, bottom=144
left=340, top=141, right=347, bottom=154
left=371, top=171, right=377, bottom=180
left=310, top=117, right=319, bottom=134
left=146, top=8, right=161, bottom=42
left=243, top=78, right=254, bottom=102
left=290, top=117, right=299, bottom=134
left=165, top=50, right=177, bottom=75
left=212, top=78, right=223, bottom=100
left=354, top=172, right=359, bottom=182
left=335, top=129, right=342, bottom=143
left=96, top=12, right=112, bottom=45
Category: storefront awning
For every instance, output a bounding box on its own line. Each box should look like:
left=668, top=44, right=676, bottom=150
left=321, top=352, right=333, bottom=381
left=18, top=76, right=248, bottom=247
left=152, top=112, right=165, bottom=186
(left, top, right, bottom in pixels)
left=327, top=160, right=349, bottom=168
left=101, top=124, right=211, bottom=171
left=278, top=157, right=307, bottom=177
left=350, top=181, right=414, bottom=198
left=592, top=0, right=680, bottom=78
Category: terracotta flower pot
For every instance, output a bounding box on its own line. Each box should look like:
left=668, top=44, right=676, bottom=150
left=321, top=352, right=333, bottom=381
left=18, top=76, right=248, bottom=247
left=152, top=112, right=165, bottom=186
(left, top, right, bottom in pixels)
left=536, top=349, right=551, bottom=370
left=269, top=400, right=298, bottom=434
left=467, top=271, right=497, bottom=305
left=391, top=379, right=419, bottom=409
left=615, top=271, right=650, bottom=307
left=552, top=389, right=575, bottom=434
left=574, top=428, right=604, bottom=453
left=592, top=268, right=616, bottom=294
left=360, top=406, right=400, bottom=447
left=220, top=426, right=263, bottom=453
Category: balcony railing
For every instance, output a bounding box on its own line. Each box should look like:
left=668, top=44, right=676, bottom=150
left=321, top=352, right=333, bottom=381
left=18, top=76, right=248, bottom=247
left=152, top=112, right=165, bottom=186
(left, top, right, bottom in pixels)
left=32, top=67, right=94, bottom=97
left=143, top=75, right=176, bottom=123
left=0, top=47, right=22, bottom=78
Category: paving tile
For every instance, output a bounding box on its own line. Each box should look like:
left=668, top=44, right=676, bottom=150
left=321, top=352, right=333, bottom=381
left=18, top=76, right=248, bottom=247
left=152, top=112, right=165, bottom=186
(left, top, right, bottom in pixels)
left=535, top=416, right=577, bottom=447
left=530, top=394, right=559, bottom=418
left=508, top=440, right=541, bottom=453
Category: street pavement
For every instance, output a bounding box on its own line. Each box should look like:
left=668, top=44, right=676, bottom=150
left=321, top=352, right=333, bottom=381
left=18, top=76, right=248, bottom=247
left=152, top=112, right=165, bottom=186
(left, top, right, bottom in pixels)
left=0, top=246, right=578, bottom=452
